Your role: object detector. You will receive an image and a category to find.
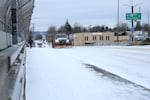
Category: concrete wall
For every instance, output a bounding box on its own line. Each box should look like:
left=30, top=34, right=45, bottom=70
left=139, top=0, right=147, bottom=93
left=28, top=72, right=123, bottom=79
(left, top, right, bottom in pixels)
left=7, top=33, right=12, bottom=46
left=0, top=57, right=8, bottom=100
left=0, top=30, right=12, bottom=50
left=73, top=33, right=84, bottom=46
left=0, top=31, right=8, bottom=50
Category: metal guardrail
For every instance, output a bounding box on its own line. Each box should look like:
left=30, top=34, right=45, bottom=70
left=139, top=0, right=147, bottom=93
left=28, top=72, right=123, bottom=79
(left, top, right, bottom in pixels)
left=0, top=42, right=26, bottom=100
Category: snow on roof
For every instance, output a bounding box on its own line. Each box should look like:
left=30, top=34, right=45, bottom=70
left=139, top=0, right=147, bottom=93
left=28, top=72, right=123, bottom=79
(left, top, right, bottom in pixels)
left=92, top=32, right=103, bottom=35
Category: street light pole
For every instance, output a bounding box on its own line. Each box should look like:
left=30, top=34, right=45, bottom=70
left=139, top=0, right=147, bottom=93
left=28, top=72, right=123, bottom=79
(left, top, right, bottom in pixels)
left=131, top=0, right=134, bottom=42
left=125, top=0, right=142, bottom=44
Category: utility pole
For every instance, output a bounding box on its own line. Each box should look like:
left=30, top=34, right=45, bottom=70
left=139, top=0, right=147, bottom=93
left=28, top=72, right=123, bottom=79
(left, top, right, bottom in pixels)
left=148, top=12, right=150, bottom=37
left=117, top=0, right=120, bottom=43
left=29, top=23, right=34, bottom=39
left=32, top=23, right=34, bottom=34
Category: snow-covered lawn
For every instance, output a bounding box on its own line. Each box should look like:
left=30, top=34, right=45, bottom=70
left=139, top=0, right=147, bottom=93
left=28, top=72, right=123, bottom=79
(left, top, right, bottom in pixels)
left=26, top=45, right=150, bottom=100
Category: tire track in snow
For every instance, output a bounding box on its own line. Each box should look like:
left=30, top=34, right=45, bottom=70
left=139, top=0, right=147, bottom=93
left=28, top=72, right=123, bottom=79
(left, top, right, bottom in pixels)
left=85, top=63, right=150, bottom=93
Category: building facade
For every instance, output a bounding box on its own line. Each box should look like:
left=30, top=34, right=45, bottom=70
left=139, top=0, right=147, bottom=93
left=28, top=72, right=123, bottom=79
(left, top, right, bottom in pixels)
left=73, top=32, right=130, bottom=46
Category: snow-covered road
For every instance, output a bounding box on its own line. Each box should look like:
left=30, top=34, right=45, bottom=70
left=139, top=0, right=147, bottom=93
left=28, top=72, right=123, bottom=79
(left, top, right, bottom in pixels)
left=26, top=45, right=150, bottom=100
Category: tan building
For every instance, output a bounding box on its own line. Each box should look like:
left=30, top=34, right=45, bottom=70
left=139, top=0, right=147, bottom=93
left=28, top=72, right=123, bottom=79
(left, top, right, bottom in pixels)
left=73, top=32, right=115, bottom=46
left=73, top=32, right=130, bottom=46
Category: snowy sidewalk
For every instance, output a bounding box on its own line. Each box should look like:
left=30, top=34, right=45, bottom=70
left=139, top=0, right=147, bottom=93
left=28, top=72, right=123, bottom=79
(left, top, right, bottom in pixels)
left=26, top=46, right=150, bottom=100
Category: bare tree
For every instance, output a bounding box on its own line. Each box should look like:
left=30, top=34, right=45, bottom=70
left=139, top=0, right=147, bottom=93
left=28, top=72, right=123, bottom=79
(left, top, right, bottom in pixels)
left=143, top=23, right=150, bottom=37
left=47, top=26, right=56, bottom=42
left=58, top=26, right=66, bottom=33
left=113, top=23, right=129, bottom=32
left=73, top=22, right=84, bottom=33
left=135, top=21, right=142, bottom=31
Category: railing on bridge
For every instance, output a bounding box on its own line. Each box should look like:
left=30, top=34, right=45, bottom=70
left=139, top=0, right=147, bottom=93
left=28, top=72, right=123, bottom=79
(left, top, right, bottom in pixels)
left=0, top=42, right=26, bottom=100
left=0, top=0, right=34, bottom=99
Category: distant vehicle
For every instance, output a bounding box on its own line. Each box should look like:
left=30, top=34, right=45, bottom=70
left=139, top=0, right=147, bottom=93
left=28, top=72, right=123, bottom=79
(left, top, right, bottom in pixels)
left=134, top=34, right=145, bottom=41
left=143, top=37, right=150, bottom=45
left=36, top=40, right=43, bottom=48
left=52, top=33, right=72, bottom=48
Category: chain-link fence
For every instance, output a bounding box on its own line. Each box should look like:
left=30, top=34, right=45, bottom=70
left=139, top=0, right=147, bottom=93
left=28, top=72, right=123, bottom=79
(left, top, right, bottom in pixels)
left=0, top=0, right=34, bottom=50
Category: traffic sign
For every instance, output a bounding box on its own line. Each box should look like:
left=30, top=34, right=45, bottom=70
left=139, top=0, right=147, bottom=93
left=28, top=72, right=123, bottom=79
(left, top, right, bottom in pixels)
left=126, top=13, right=141, bottom=20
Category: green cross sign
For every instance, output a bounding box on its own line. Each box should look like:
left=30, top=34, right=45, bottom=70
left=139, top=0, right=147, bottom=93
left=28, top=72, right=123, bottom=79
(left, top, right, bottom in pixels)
left=126, top=13, right=141, bottom=20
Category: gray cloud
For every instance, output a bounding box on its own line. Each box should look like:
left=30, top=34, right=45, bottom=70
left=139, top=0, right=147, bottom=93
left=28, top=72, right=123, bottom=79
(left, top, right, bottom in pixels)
left=31, top=0, right=150, bottom=31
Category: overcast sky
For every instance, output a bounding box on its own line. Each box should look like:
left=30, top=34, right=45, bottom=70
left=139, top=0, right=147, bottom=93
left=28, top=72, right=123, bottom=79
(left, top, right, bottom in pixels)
left=31, top=0, right=150, bottom=31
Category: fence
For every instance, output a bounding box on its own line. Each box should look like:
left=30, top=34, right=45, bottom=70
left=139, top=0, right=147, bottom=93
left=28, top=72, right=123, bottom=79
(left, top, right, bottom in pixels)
left=82, top=41, right=132, bottom=46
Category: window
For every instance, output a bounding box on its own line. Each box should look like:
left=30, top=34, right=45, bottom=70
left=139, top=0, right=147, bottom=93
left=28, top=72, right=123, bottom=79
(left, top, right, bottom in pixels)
left=93, top=36, right=97, bottom=40
left=108, top=36, right=109, bottom=40
left=85, top=37, right=86, bottom=41
left=85, top=36, right=88, bottom=41
left=106, top=36, right=109, bottom=40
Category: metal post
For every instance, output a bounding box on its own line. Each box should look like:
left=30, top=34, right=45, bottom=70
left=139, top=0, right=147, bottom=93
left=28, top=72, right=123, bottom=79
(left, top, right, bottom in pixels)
left=131, top=5, right=134, bottom=42
left=11, top=0, right=18, bottom=44
left=4, top=12, right=8, bottom=47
